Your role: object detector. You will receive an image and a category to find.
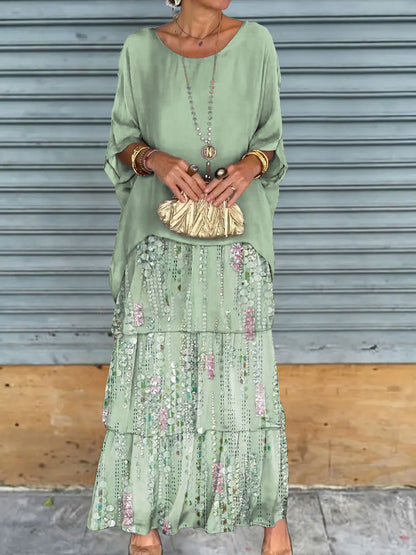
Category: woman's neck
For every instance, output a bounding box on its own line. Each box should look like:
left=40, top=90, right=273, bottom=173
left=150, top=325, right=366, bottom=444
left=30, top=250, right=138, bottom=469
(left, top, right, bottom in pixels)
left=175, top=4, right=224, bottom=37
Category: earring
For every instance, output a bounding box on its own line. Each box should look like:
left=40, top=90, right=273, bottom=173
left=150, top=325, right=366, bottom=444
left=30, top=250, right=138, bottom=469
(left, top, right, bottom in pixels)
left=172, top=6, right=181, bottom=20
left=165, top=0, right=181, bottom=18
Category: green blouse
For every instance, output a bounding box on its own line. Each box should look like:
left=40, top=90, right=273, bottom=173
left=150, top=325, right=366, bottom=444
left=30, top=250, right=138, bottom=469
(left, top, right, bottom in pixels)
left=104, top=20, right=288, bottom=302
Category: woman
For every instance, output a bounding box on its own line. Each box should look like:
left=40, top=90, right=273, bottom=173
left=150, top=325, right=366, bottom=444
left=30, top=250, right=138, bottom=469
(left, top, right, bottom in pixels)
left=86, top=1, right=292, bottom=554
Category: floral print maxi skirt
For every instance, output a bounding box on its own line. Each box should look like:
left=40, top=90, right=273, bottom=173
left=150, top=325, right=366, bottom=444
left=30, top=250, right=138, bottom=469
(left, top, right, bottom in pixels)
left=86, top=234, right=289, bottom=536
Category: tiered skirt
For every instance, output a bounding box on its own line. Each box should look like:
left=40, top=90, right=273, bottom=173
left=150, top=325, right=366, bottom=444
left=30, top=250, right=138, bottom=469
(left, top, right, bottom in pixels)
left=86, top=234, right=289, bottom=536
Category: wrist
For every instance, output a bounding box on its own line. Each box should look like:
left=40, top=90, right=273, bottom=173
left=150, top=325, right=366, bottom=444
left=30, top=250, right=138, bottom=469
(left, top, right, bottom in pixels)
left=240, top=153, right=263, bottom=179
left=145, top=149, right=162, bottom=171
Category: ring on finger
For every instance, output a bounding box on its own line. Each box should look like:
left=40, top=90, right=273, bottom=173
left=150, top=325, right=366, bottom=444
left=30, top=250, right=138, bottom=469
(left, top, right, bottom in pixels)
left=187, top=163, right=199, bottom=176
left=215, top=185, right=236, bottom=204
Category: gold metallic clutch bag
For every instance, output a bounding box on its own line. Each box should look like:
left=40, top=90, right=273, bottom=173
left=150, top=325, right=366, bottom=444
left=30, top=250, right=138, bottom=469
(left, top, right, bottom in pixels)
left=157, top=194, right=245, bottom=239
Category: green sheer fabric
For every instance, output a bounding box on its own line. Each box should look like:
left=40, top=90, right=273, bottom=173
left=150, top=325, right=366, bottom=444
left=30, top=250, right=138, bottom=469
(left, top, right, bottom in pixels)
left=104, top=21, right=288, bottom=302
left=87, top=20, right=290, bottom=538
left=86, top=236, right=289, bottom=535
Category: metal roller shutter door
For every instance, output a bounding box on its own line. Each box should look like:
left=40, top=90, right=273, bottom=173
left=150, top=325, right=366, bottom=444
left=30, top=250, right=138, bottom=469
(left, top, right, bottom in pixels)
left=1, top=0, right=415, bottom=363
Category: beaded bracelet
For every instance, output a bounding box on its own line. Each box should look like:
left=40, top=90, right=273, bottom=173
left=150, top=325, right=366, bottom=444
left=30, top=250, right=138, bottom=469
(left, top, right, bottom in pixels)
left=137, top=147, right=153, bottom=175
left=142, top=148, right=159, bottom=172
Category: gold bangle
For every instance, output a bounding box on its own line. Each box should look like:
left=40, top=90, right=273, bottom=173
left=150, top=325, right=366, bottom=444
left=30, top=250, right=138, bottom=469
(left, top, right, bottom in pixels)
left=131, top=146, right=147, bottom=173
left=131, top=145, right=148, bottom=162
left=251, top=149, right=270, bottom=175
left=241, top=149, right=269, bottom=179
left=242, top=150, right=269, bottom=177
left=252, top=149, right=269, bottom=168
left=131, top=146, right=148, bottom=174
left=131, top=146, right=152, bottom=175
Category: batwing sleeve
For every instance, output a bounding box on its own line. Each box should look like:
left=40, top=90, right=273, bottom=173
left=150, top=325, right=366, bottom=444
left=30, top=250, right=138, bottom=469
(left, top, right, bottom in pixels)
left=104, top=37, right=143, bottom=208
left=247, top=28, right=288, bottom=196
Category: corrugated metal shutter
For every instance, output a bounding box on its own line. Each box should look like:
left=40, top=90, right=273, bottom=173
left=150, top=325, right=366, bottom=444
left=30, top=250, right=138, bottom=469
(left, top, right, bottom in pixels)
left=1, top=1, right=415, bottom=364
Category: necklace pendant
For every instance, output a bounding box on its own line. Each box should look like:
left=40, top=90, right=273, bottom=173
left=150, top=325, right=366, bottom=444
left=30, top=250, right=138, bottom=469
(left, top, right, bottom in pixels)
left=199, top=40, right=203, bottom=46
left=201, top=144, right=216, bottom=160
left=205, top=160, right=211, bottom=183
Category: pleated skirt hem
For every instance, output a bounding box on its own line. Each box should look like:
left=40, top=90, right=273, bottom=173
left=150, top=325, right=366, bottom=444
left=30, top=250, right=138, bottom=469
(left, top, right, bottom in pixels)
left=86, top=425, right=288, bottom=536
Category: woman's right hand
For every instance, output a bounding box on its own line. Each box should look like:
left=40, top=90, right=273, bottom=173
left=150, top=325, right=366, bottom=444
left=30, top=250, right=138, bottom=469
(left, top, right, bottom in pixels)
left=147, top=151, right=207, bottom=202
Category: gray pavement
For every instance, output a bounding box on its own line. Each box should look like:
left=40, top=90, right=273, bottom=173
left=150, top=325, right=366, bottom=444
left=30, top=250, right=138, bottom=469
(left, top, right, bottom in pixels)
left=0, top=486, right=414, bottom=555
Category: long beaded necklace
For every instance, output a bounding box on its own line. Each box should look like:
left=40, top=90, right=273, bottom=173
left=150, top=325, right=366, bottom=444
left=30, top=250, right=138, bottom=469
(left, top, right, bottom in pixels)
left=175, top=13, right=223, bottom=183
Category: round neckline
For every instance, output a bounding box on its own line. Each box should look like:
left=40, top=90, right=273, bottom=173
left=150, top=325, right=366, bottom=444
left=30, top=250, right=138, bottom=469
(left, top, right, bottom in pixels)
left=151, top=20, right=248, bottom=60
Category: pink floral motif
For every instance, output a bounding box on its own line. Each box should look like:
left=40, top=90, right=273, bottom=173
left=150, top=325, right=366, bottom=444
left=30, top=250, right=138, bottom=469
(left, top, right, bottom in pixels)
left=159, top=407, right=168, bottom=431
left=255, top=382, right=266, bottom=416
left=205, top=353, right=215, bottom=379
left=133, top=302, right=144, bottom=326
left=149, top=375, right=161, bottom=395
left=212, top=460, right=224, bottom=493
left=162, top=519, right=172, bottom=535
left=121, top=491, right=134, bottom=530
left=245, top=307, right=255, bottom=339
left=102, top=407, right=108, bottom=425
left=230, top=242, right=243, bottom=272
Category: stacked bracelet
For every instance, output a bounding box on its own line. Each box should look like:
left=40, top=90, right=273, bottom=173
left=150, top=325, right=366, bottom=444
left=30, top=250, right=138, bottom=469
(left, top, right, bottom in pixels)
left=241, top=149, right=270, bottom=179
left=131, top=146, right=150, bottom=175
left=142, top=148, right=159, bottom=172
left=131, top=145, right=159, bottom=176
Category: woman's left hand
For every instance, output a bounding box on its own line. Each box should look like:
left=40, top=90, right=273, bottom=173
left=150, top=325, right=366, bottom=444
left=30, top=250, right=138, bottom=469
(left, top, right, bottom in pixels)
left=203, top=158, right=260, bottom=208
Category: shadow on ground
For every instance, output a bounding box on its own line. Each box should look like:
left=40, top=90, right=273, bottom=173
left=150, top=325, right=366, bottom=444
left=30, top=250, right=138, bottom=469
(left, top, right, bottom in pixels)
left=0, top=486, right=414, bottom=554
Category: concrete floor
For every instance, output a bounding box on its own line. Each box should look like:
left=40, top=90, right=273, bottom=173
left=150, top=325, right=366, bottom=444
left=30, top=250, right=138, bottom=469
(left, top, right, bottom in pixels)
left=0, top=486, right=414, bottom=555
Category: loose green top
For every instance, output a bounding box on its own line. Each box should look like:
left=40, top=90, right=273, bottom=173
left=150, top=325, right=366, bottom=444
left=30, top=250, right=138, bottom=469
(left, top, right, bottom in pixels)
left=105, top=20, right=288, bottom=302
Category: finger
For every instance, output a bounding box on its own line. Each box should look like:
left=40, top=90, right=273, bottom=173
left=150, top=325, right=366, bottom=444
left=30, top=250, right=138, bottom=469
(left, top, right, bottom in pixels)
left=206, top=171, right=237, bottom=199
left=179, top=158, right=191, bottom=171
left=206, top=178, right=235, bottom=203
left=226, top=190, right=240, bottom=208
left=205, top=164, right=235, bottom=192
left=204, top=177, right=220, bottom=193
left=192, top=172, right=208, bottom=194
left=178, top=160, right=205, bottom=196
left=171, top=184, right=187, bottom=203
left=178, top=174, right=202, bottom=201
left=183, top=170, right=207, bottom=199
left=212, top=187, right=237, bottom=207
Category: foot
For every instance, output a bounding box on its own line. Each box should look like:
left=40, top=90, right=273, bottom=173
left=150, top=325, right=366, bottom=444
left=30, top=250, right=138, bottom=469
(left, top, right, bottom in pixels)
left=262, top=517, right=293, bottom=554
left=130, top=528, right=161, bottom=547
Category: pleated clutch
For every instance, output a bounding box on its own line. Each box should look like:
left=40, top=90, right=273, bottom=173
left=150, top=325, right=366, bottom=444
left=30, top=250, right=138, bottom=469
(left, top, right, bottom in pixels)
left=157, top=194, right=245, bottom=239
